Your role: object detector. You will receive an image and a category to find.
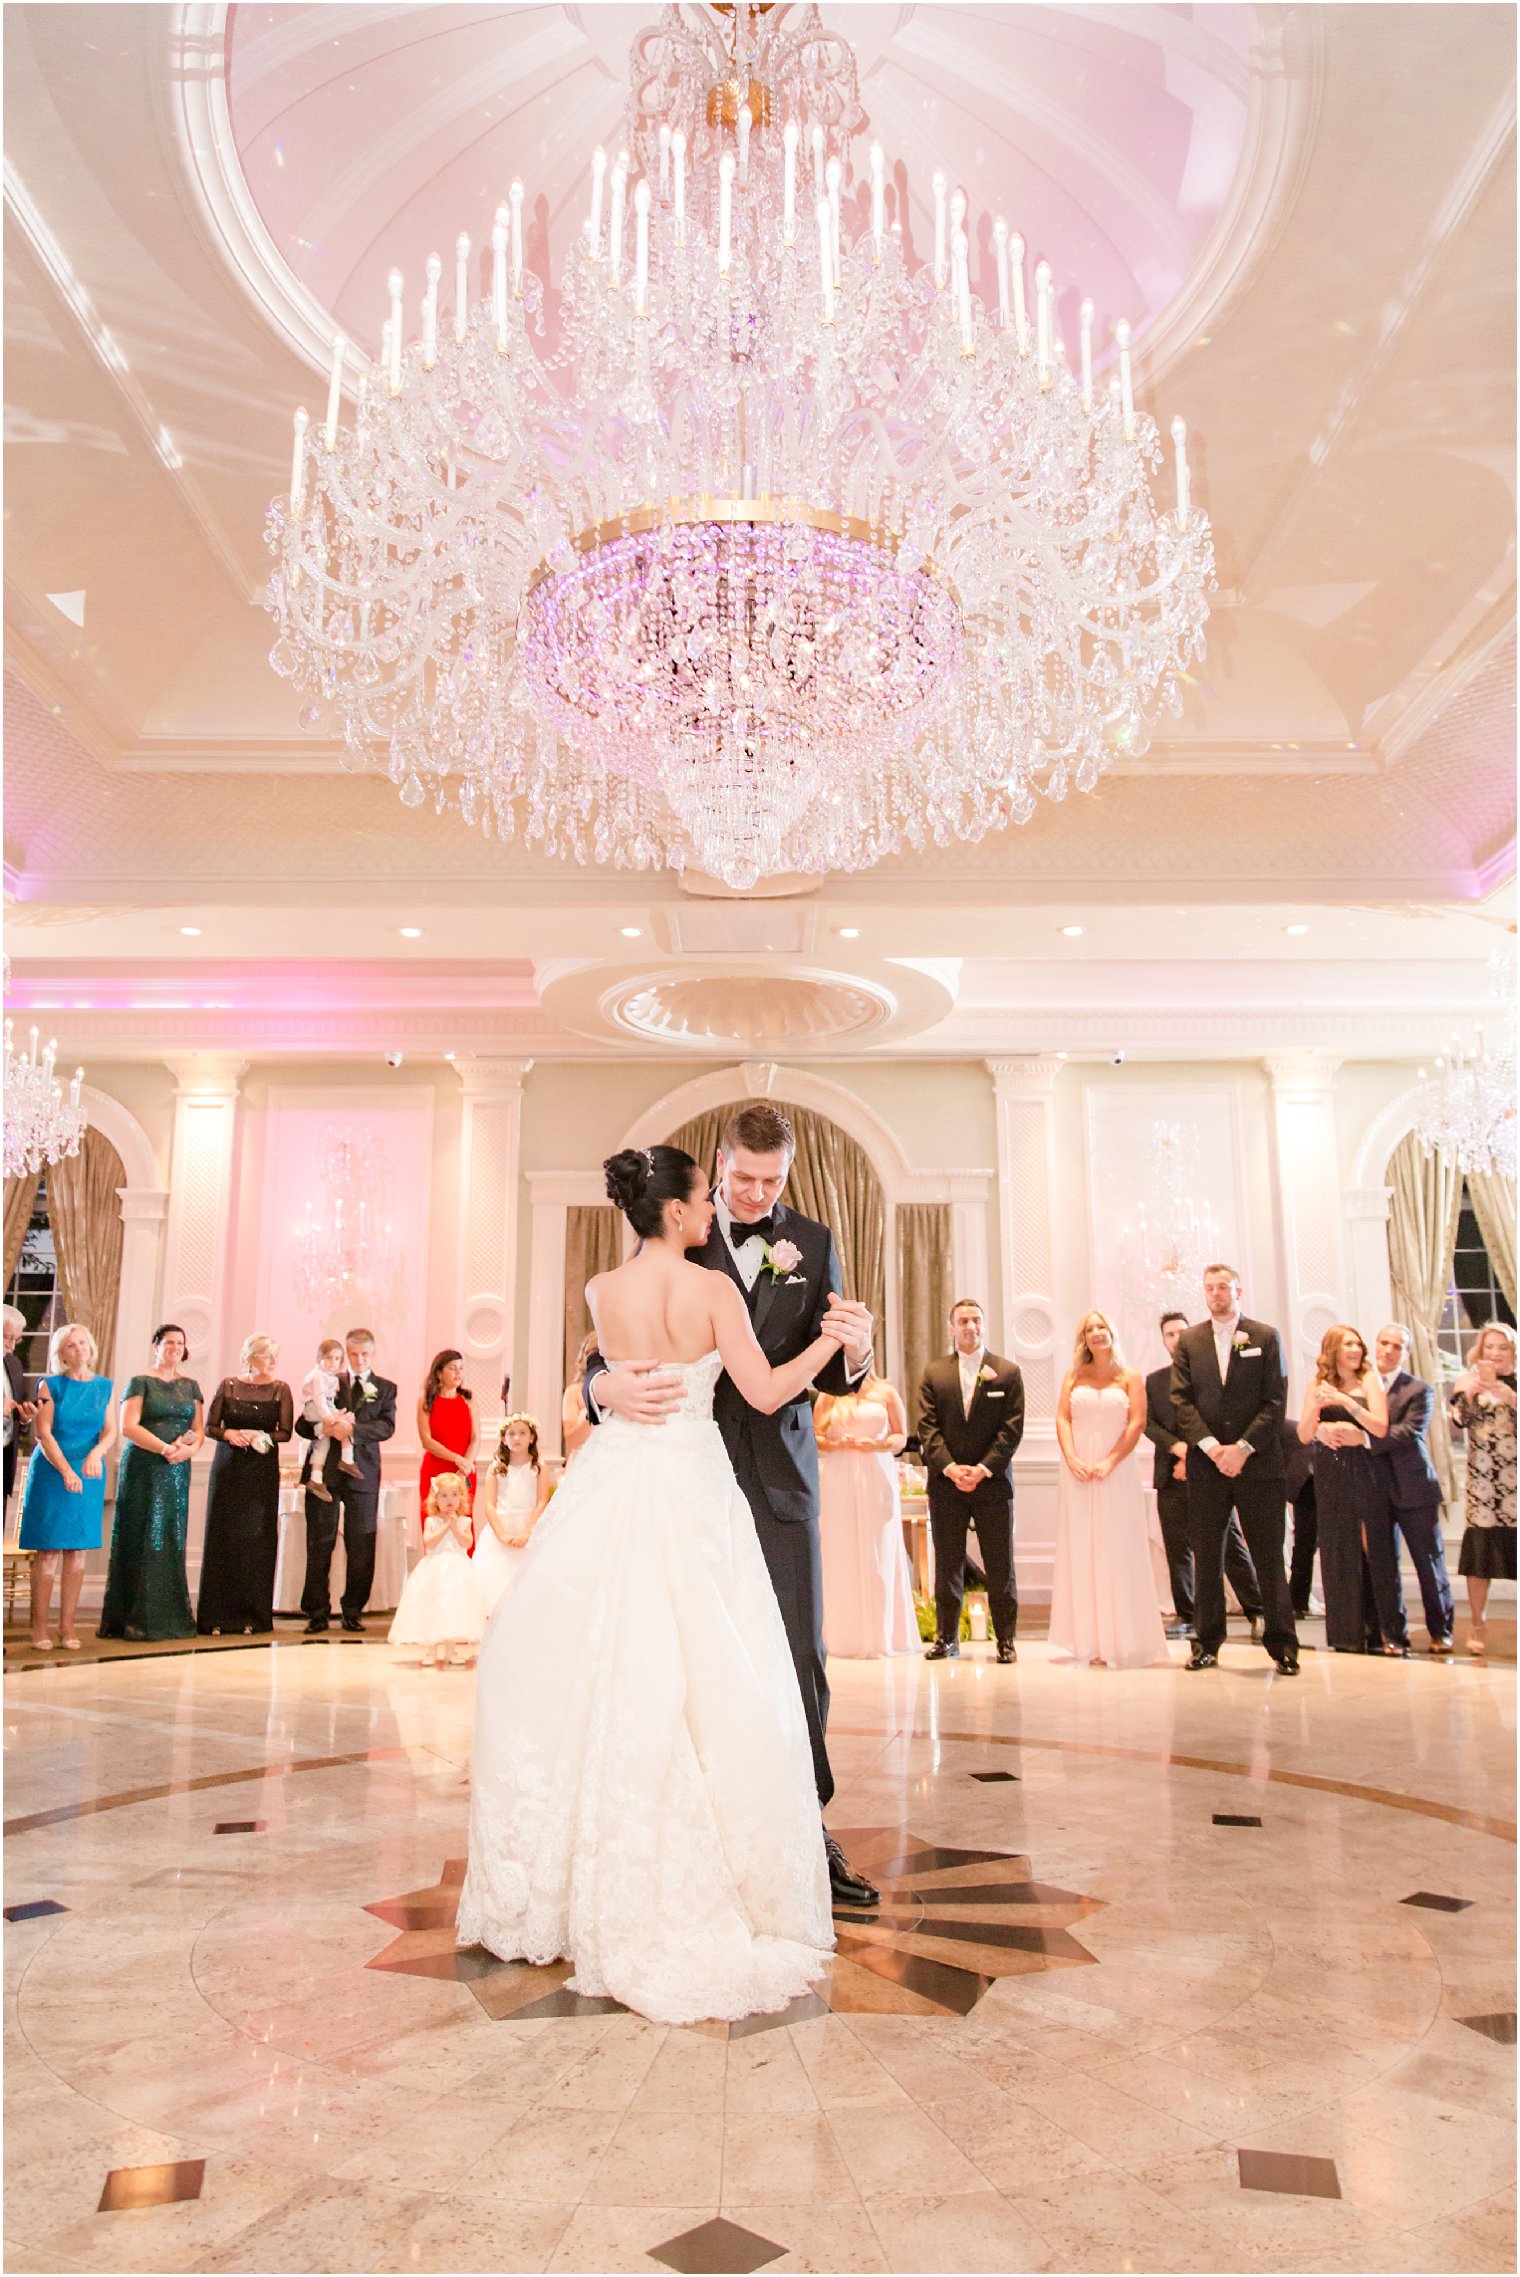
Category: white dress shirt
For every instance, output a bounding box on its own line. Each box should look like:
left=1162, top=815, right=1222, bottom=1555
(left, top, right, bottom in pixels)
left=714, top=1194, right=769, bottom=1291
left=957, top=1347, right=986, bottom=1418
left=1200, top=1310, right=1249, bottom=1458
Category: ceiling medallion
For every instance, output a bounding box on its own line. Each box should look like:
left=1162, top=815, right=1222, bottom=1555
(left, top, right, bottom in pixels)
left=265, top=1, right=1214, bottom=889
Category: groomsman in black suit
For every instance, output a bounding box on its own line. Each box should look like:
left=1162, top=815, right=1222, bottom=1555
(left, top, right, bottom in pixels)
left=917, top=1299, right=1025, bottom=1662
left=1170, top=1265, right=1299, bottom=1672
left=1365, top=1322, right=1455, bottom=1654
left=585, top=1101, right=881, bottom=1910
left=1145, top=1310, right=1265, bottom=1639
left=298, top=1327, right=397, bottom=1632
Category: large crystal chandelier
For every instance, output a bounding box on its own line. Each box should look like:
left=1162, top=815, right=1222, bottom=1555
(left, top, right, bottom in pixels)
left=3, top=966, right=87, bottom=1180
left=266, top=3, right=1214, bottom=890
left=1414, top=985, right=1516, bottom=1181
left=291, top=1128, right=395, bottom=1318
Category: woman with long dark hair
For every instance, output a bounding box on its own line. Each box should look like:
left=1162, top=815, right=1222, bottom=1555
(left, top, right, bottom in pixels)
left=417, top=1347, right=476, bottom=1536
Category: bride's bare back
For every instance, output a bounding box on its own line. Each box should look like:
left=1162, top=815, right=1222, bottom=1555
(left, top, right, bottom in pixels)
left=588, top=1243, right=840, bottom=1417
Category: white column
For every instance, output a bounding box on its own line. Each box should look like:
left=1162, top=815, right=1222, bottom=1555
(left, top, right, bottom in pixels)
left=160, top=1057, right=246, bottom=1383
left=948, top=1172, right=993, bottom=1316
left=1344, top=1186, right=1395, bottom=1338
left=985, top=1057, right=1062, bottom=1427
left=114, top=1188, right=169, bottom=1372
left=1262, top=1054, right=1349, bottom=1393
left=454, top=1059, right=532, bottom=1429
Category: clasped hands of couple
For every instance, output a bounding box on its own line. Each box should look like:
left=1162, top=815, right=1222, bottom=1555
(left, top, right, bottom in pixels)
left=597, top=1292, right=874, bottom=1424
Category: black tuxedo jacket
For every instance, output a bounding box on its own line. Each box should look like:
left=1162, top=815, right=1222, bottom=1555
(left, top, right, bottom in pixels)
left=1143, top=1365, right=1189, bottom=1492
left=586, top=1199, right=855, bottom=1528
left=1170, top=1317, right=1286, bottom=1479
left=297, top=1369, right=397, bottom=1496
left=1367, top=1371, right=1441, bottom=1510
left=916, top=1353, right=1025, bottom=1482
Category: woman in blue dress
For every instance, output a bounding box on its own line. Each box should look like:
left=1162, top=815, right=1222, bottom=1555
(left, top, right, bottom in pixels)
left=19, top=1322, right=116, bottom=1650
left=98, top=1323, right=203, bottom=1641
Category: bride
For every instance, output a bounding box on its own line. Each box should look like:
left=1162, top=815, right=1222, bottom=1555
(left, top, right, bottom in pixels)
left=1050, top=1309, right=1171, bottom=1670
left=456, top=1143, right=845, bottom=2025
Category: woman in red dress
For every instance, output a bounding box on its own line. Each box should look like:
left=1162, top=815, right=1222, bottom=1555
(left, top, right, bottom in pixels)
left=417, top=1350, right=477, bottom=1537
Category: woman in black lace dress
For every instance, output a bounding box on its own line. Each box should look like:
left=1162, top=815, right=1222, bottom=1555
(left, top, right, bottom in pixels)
left=1450, top=1322, right=1518, bottom=1657
left=196, top=1333, right=293, bottom=1635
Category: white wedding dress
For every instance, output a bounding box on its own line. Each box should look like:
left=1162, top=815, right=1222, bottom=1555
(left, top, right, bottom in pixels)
left=1049, top=1382, right=1172, bottom=1669
left=457, top=1351, right=834, bottom=2025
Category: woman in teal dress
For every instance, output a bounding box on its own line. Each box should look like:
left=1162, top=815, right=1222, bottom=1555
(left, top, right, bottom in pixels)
left=19, top=1322, right=116, bottom=1651
left=98, top=1323, right=203, bottom=1642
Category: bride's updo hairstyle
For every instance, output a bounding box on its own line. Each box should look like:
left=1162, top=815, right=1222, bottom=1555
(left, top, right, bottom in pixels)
left=604, top=1145, right=702, bottom=1239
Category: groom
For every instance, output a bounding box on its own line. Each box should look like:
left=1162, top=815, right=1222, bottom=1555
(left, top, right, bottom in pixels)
left=586, top=1100, right=882, bottom=1909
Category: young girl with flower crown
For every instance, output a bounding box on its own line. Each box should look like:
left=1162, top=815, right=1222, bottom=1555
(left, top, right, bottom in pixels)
left=389, top=1469, right=486, bottom=1665
left=473, top=1413, right=551, bottom=1618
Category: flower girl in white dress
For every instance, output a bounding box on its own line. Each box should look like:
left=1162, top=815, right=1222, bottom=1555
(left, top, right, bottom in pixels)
left=389, top=1470, right=486, bottom=1665
left=474, top=1414, right=550, bottom=1618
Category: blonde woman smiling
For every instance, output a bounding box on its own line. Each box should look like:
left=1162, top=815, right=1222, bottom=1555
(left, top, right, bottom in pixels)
left=1050, top=1311, right=1169, bottom=1669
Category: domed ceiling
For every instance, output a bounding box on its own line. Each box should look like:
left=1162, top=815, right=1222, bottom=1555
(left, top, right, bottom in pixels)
left=223, top=1, right=1256, bottom=370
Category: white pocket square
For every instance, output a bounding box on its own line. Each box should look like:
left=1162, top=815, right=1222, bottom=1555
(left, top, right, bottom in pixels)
left=1241, top=1348, right=1262, bottom=1358
left=784, top=1274, right=806, bottom=1285
left=986, top=1390, right=1005, bottom=1399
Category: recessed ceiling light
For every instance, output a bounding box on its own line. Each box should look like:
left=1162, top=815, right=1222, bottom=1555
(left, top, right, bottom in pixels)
left=1284, top=923, right=1310, bottom=935
left=838, top=926, right=861, bottom=939
left=399, top=926, right=422, bottom=938
left=619, top=926, right=642, bottom=937
left=179, top=925, right=202, bottom=937
left=444, top=1051, right=456, bottom=1061
left=1060, top=924, right=1085, bottom=937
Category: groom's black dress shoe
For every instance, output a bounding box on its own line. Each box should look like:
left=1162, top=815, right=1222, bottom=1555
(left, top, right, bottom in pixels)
left=924, top=1639, right=959, bottom=1661
left=1186, top=1648, right=1219, bottom=1670
left=1271, top=1653, right=1300, bottom=1675
left=996, top=1640, right=1017, bottom=1664
left=341, top=1614, right=365, bottom=1633
left=304, top=1616, right=329, bottom=1634
left=824, top=1834, right=879, bottom=1909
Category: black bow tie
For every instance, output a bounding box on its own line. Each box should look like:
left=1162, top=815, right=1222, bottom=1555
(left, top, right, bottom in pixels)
left=733, top=1211, right=778, bottom=1246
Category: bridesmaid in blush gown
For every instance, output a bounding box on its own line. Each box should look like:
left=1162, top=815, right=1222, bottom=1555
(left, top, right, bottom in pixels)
left=1051, top=1311, right=1170, bottom=1669
left=814, top=1375, right=918, bottom=1658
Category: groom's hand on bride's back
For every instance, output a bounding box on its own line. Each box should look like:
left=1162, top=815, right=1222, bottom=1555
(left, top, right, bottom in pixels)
left=592, top=1361, right=686, bottom=1425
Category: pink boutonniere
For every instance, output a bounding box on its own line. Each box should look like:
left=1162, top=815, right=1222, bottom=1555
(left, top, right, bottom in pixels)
left=764, top=1239, right=803, bottom=1280
left=1232, top=1331, right=1249, bottom=1351
left=979, top=1364, right=997, bottom=1383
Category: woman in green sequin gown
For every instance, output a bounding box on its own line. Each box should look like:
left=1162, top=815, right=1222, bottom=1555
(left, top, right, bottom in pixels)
left=98, top=1325, right=204, bottom=1641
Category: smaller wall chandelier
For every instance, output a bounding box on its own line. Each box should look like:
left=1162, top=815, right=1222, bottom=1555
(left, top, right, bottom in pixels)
left=3, top=1004, right=87, bottom=1180
left=1414, top=1033, right=1516, bottom=1181
left=292, top=1128, right=395, bottom=1318
left=1121, top=1121, right=1221, bottom=1328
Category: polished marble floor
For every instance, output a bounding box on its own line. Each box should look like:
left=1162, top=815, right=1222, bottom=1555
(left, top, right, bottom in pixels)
left=4, top=1633, right=1514, bottom=2275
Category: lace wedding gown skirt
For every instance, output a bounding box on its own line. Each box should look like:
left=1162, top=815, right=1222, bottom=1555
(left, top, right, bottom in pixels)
left=457, top=1352, right=834, bottom=2024
left=1050, top=1383, right=1172, bottom=1670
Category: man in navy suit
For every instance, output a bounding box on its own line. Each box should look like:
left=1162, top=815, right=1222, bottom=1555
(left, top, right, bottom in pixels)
left=585, top=1100, right=881, bottom=1908
left=1365, top=1322, right=1454, bottom=1654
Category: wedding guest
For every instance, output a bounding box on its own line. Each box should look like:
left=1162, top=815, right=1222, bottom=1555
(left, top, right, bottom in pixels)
left=19, top=1323, right=115, bottom=1651
left=297, top=1338, right=353, bottom=1504
left=1171, top=1264, right=1299, bottom=1672
left=1366, top=1321, right=1454, bottom=1656
left=1145, top=1310, right=1265, bottom=1639
left=389, top=1471, right=485, bottom=1666
left=1052, top=1311, right=1168, bottom=1668
left=561, top=1331, right=598, bottom=1462
left=298, top=1328, right=396, bottom=1633
left=1449, top=1322, right=1518, bottom=1658
left=474, top=1414, right=550, bottom=1617
left=1297, top=1325, right=1389, bottom=1652
left=197, top=1334, right=293, bottom=1636
left=3, top=1303, right=35, bottom=1526
left=814, top=1370, right=917, bottom=1659
left=98, top=1323, right=202, bottom=1641
left=417, top=1348, right=476, bottom=1531
left=917, top=1299, right=1024, bottom=1662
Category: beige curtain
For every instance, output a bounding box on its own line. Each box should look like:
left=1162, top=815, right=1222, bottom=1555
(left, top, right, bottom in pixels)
left=1387, top=1131, right=1462, bottom=1501
left=666, top=1099, right=886, bottom=1350
left=1467, top=1170, right=1517, bottom=1311
left=898, top=1203, right=954, bottom=1414
left=3, top=1172, right=41, bottom=1291
left=47, top=1129, right=126, bottom=1379
left=563, top=1205, right=623, bottom=1382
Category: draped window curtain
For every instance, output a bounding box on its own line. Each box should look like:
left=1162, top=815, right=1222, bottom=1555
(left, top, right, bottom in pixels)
left=47, top=1130, right=127, bottom=1379
left=1467, top=1170, right=1517, bottom=1313
left=897, top=1202, right=954, bottom=1418
left=3, top=1172, right=41, bottom=1292
left=563, top=1206, right=623, bottom=1385
left=1387, top=1131, right=1462, bottom=1503
left=665, top=1100, right=887, bottom=1363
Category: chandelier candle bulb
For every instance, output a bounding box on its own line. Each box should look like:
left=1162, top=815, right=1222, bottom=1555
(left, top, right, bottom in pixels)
left=1010, top=232, right=1028, bottom=349
left=634, top=180, right=651, bottom=313
left=1079, top=297, right=1094, bottom=409
left=588, top=146, right=606, bottom=258
left=671, top=129, right=686, bottom=242
left=1035, top=258, right=1052, bottom=385
left=658, top=122, right=671, bottom=199
left=993, top=219, right=1009, bottom=328
left=1117, top=318, right=1136, bottom=438
left=422, top=256, right=440, bottom=364
left=289, top=406, right=308, bottom=508
left=454, top=234, right=470, bottom=341
left=870, top=141, right=885, bottom=256
left=816, top=195, right=834, bottom=321
left=811, top=123, right=825, bottom=197
left=1171, top=416, right=1190, bottom=525
left=718, top=151, right=735, bottom=274
left=509, top=181, right=524, bottom=292
left=782, top=119, right=798, bottom=242
left=932, top=171, right=947, bottom=287
left=324, top=333, right=345, bottom=447
left=737, top=100, right=751, bottom=187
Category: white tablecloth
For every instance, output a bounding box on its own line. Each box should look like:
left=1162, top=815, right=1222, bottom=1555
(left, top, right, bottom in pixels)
left=273, top=1482, right=413, bottom=1615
